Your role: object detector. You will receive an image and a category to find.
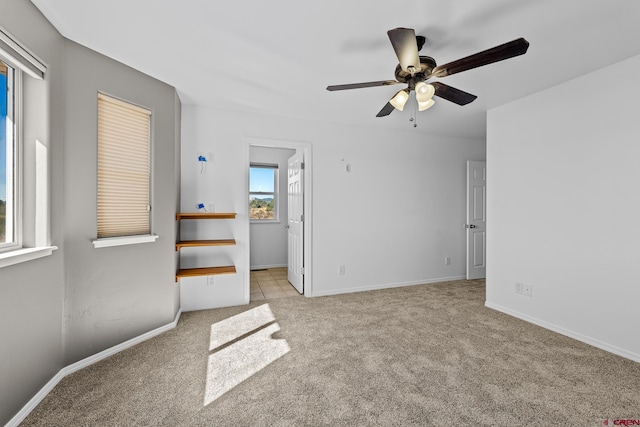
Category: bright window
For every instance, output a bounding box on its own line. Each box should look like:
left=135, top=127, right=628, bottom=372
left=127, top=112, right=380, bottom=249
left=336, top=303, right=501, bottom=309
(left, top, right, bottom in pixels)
left=0, top=58, right=16, bottom=250
left=97, top=93, right=152, bottom=238
left=0, top=26, right=52, bottom=264
left=249, top=164, right=277, bottom=221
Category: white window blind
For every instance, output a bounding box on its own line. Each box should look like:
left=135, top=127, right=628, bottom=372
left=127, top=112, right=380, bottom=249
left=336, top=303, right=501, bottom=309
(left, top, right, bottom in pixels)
left=97, top=93, right=151, bottom=238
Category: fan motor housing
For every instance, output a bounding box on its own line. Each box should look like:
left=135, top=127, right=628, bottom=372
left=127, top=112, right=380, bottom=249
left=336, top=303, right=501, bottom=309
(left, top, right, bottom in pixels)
left=395, top=56, right=437, bottom=83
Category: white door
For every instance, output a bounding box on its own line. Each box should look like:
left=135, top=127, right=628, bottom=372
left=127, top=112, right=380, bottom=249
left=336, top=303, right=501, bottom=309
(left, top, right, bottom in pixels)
left=287, top=152, right=304, bottom=293
left=466, top=161, right=486, bottom=279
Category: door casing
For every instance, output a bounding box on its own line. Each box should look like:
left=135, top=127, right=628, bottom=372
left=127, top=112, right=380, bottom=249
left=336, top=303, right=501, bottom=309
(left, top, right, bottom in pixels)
left=247, top=137, right=313, bottom=297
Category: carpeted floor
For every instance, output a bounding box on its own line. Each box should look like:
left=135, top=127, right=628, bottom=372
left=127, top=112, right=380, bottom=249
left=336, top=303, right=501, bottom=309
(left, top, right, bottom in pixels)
left=21, top=280, right=640, bottom=426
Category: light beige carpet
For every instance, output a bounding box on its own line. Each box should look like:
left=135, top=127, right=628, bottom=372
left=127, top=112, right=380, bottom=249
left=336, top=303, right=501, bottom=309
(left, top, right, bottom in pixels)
left=21, top=280, right=640, bottom=426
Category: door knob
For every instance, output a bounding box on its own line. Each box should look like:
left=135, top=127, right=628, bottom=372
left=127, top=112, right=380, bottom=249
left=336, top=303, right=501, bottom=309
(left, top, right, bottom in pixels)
left=465, top=224, right=477, bottom=229
left=284, top=225, right=290, bottom=229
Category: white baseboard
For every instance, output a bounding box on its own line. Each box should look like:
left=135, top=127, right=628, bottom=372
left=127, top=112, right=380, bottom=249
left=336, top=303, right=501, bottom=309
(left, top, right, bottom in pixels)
left=250, top=264, right=287, bottom=270
left=485, top=302, right=640, bottom=364
left=6, top=310, right=182, bottom=427
left=311, top=276, right=466, bottom=297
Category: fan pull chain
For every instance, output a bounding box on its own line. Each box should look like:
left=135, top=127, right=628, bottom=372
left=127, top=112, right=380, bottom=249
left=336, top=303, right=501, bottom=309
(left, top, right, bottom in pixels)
left=409, top=95, right=418, bottom=127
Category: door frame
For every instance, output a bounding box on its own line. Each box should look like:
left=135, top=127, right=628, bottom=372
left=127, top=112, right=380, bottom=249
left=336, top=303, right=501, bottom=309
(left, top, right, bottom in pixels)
left=246, top=137, right=313, bottom=296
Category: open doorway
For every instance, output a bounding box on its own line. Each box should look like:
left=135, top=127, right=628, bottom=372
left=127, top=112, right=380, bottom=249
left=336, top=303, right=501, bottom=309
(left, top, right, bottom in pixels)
left=249, top=147, right=295, bottom=270
left=247, top=138, right=312, bottom=298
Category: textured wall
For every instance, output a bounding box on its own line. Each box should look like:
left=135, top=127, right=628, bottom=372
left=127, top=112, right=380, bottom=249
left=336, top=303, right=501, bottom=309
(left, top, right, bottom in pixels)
left=1, top=5, right=182, bottom=423
left=0, top=1, right=65, bottom=424
left=62, top=40, right=180, bottom=364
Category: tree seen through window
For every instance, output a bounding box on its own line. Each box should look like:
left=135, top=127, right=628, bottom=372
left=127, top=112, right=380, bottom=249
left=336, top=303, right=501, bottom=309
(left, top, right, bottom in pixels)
left=249, top=165, right=277, bottom=220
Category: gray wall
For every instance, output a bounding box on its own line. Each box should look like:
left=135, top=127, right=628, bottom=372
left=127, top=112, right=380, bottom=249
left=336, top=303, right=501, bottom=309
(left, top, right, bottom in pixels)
left=0, top=1, right=66, bottom=423
left=173, top=92, right=182, bottom=315
left=249, top=146, right=295, bottom=269
left=62, top=41, right=181, bottom=364
left=0, top=1, right=181, bottom=424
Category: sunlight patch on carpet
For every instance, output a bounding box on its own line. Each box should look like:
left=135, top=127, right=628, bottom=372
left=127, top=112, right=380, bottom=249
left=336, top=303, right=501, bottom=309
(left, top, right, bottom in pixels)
left=205, top=304, right=290, bottom=406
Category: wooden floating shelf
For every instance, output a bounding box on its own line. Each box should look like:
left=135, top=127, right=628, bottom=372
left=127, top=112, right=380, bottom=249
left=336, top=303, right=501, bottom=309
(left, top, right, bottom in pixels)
left=176, top=265, right=236, bottom=281
left=175, top=213, right=237, bottom=282
left=176, top=212, right=236, bottom=220
left=176, top=239, right=236, bottom=250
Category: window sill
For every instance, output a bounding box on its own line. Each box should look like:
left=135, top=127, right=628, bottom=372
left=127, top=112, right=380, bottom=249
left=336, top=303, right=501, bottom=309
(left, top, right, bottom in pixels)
left=0, top=246, right=58, bottom=269
left=92, top=234, right=159, bottom=249
left=250, top=220, right=281, bottom=224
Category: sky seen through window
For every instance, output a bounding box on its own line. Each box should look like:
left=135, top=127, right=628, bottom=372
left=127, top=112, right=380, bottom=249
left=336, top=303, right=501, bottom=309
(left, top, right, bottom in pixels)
left=249, top=167, right=274, bottom=196
left=0, top=72, right=6, bottom=202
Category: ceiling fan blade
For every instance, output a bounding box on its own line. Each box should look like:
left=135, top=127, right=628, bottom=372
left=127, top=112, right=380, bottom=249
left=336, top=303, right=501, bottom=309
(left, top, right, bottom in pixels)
left=431, top=37, right=529, bottom=78
left=326, top=80, right=400, bottom=91
left=387, top=28, right=421, bottom=73
left=376, top=102, right=395, bottom=117
left=431, top=82, right=477, bottom=105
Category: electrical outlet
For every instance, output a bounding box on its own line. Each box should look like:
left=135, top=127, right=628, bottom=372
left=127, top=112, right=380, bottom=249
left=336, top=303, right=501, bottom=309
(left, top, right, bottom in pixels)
left=515, top=282, right=523, bottom=295
left=445, top=256, right=451, bottom=266
left=339, top=265, right=345, bottom=275
left=207, top=276, right=215, bottom=286
left=207, top=152, right=214, bottom=163
left=207, top=203, right=215, bottom=212
left=523, top=283, right=533, bottom=297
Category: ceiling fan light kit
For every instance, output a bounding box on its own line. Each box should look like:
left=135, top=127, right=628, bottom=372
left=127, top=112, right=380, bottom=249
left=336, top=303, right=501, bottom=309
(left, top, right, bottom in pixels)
left=327, top=27, right=529, bottom=121
left=389, top=89, right=410, bottom=111
left=418, top=98, right=435, bottom=112
left=415, top=82, right=435, bottom=103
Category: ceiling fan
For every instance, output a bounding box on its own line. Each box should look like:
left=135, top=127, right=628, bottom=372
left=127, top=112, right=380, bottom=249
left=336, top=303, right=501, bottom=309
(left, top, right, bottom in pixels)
left=327, top=28, right=529, bottom=117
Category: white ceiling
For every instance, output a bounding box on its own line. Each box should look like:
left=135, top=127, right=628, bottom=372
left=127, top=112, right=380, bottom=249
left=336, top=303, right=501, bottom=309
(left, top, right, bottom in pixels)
left=30, top=0, right=640, bottom=140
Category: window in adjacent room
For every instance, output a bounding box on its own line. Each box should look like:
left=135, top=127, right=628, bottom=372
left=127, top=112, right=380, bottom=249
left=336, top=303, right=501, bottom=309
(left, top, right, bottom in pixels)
left=249, top=164, right=278, bottom=221
left=96, top=93, right=152, bottom=239
left=0, top=58, right=16, bottom=251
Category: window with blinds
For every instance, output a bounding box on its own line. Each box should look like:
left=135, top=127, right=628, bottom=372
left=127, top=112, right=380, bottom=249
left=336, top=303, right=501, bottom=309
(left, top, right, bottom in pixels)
left=97, top=93, right=151, bottom=238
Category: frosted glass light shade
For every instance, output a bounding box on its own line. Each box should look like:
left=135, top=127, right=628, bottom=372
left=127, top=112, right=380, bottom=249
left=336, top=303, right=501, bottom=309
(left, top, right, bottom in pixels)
left=415, top=82, right=435, bottom=103
left=418, top=98, right=435, bottom=111
left=389, top=89, right=410, bottom=111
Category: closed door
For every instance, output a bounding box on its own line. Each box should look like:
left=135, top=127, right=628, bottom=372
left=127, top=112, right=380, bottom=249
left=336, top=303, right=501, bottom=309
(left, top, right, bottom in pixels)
left=466, top=161, right=486, bottom=279
left=287, top=152, right=304, bottom=293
